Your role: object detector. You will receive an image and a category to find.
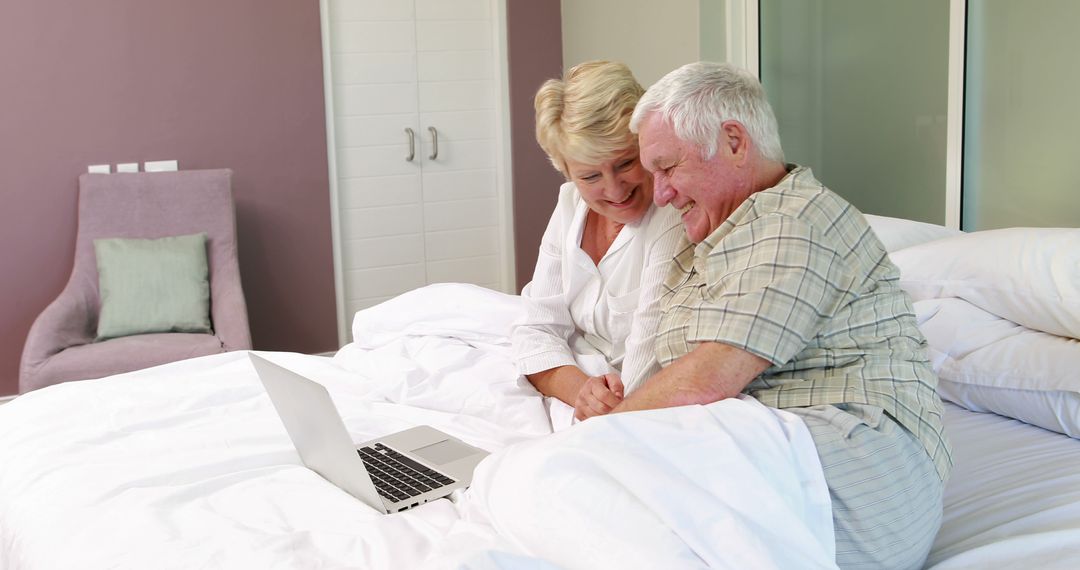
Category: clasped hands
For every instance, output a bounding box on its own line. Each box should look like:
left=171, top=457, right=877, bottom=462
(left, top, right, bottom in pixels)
left=573, top=372, right=624, bottom=421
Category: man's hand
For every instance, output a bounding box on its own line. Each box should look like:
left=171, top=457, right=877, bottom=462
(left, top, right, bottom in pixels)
left=574, top=373, right=625, bottom=421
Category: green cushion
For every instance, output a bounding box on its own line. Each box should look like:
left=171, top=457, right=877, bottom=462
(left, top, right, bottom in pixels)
left=94, top=233, right=212, bottom=341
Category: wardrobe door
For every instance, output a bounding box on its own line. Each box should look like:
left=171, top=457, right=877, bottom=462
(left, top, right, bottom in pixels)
left=324, top=0, right=512, bottom=339
left=328, top=0, right=425, bottom=321
left=415, top=0, right=504, bottom=291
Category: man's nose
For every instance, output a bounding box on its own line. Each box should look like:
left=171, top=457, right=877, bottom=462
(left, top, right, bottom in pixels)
left=653, top=173, right=674, bottom=206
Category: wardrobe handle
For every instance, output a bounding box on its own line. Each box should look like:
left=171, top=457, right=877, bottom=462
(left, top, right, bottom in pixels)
left=428, top=126, right=439, bottom=160
left=405, top=128, right=415, bottom=162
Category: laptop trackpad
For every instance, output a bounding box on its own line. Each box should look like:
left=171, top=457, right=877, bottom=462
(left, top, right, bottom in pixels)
left=411, top=439, right=474, bottom=465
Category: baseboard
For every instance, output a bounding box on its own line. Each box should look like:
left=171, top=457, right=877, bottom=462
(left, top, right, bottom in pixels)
left=0, top=394, right=16, bottom=405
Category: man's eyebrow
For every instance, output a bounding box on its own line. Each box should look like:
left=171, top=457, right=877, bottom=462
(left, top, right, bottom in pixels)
left=645, top=156, right=665, bottom=170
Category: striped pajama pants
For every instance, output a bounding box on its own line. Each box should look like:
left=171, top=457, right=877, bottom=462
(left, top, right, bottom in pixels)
left=788, top=404, right=945, bottom=570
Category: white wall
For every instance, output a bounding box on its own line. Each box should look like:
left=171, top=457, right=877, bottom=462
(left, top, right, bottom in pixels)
left=560, top=0, right=703, bottom=87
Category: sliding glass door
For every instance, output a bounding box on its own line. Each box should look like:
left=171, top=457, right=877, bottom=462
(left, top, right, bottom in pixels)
left=759, top=0, right=950, bottom=224
left=962, top=0, right=1080, bottom=230
left=755, top=0, right=1079, bottom=230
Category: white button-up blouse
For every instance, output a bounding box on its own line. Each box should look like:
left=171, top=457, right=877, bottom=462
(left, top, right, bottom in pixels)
left=511, top=182, right=685, bottom=394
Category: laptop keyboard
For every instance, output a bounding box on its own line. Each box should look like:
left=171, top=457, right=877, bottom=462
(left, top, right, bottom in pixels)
left=358, top=443, right=456, bottom=503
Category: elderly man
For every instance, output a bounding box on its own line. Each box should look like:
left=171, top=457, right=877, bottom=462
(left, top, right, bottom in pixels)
left=608, top=62, right=951, bottom=569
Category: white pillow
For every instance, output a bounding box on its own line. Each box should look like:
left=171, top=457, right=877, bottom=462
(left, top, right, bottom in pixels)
left=916, top=298, right=1080, bottom=438
left=862, top=214, right=962, bottom=252
left=350, top=282, right=526, bottom=349
left=891, top=227, right=1080, bottom=340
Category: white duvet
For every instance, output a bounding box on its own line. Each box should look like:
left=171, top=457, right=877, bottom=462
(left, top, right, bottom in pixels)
left=0, top=285, right=834, bottom=569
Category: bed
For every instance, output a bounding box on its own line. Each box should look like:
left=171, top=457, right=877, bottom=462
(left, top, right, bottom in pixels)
left=2, top=216, right=1079, bottom=569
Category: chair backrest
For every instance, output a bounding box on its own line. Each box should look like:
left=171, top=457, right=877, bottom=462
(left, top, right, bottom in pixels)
left=72, top=169, right=251, bottom=347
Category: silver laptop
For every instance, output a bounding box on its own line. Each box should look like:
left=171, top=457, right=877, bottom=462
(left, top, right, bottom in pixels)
left=250, top=354, right=489, bottom=514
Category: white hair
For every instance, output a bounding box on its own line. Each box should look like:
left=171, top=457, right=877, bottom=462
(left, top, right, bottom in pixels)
left=630, top=61, right=785, bottom=163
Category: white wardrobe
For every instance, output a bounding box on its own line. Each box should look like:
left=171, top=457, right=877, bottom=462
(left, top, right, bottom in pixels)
left=321, top=0, right=514, bottom=343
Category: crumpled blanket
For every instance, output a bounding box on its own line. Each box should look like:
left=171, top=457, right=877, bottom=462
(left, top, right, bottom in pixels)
left=0, top=283, right=835, bottom=569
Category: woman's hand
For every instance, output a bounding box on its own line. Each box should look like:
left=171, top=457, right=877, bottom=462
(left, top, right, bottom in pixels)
left=574, top=373, right=625, bottom=421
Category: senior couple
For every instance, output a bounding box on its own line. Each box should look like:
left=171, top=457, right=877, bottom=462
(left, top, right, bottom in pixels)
left=512, top=60, right=951, bottom=570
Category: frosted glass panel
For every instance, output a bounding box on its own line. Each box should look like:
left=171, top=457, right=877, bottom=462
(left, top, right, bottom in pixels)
left=699, top=0, right=725, bottom=63
left=759, top=0, right=950, bottom=224
left=963, top=1, right=1080, bottom=230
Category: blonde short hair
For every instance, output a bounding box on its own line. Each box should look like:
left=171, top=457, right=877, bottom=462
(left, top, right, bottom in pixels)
left=534, top=60, right=645, bottom=176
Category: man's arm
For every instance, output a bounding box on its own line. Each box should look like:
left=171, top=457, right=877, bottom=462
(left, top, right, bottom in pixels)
left=612, top=342, right=771, bottom=413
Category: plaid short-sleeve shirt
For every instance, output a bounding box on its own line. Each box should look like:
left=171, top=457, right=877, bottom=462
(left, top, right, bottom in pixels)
left=656, top=166, right=952, bottom=481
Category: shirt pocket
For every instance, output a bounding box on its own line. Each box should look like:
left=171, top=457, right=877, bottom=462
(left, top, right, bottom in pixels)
left=604, top=287, right=640, bottom=344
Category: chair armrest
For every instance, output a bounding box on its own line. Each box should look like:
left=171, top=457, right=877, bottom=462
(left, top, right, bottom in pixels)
left=19, top=283, right=95, bottom=392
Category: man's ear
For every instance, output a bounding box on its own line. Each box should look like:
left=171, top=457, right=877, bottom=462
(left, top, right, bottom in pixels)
left=720, top=120, right=748, bottom=160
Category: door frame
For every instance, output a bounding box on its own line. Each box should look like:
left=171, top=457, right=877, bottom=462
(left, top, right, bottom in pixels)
left=318, top=0, right=516, bottom=346
left=726, top=0, right=965, bottom=229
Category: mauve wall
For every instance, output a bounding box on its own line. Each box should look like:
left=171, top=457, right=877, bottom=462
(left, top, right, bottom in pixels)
left=0, top=0, right=565, bottom=397
left=507, top=0, right=565, bottom=291
left=0, top=0, right=337, bottom=396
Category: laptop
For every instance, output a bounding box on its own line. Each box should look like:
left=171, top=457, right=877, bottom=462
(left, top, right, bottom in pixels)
left=250, top=353, right=489, bottom=514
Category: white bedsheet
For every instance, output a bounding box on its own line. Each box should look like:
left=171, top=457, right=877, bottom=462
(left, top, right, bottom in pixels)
left=927, top=403, right=1080, bottom=569
left=0, top=284, right=834, bottom=569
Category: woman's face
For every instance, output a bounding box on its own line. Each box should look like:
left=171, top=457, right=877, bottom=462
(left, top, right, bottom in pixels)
left=564, top=146, right=654, bottom=225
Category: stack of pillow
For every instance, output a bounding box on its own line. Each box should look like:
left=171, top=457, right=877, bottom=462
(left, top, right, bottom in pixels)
left=864, top=214, right=1080, bottom=438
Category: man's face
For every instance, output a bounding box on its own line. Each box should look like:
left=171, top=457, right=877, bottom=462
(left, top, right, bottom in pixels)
left=637, top=112, right=745, bottom=243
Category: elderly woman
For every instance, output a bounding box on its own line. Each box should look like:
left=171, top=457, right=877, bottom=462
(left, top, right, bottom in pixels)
left=511, top=61, right=683, bottom=421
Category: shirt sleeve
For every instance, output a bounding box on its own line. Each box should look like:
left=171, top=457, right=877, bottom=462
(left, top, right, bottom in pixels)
left=511, top=186, right=580, bottom=375
left=619, top=207, right=686, bottom=394
left=689, top=213, right=860, bottom=366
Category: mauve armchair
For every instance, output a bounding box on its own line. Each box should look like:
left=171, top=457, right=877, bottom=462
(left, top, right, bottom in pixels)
left=19, top=169, right=252, bottom=393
